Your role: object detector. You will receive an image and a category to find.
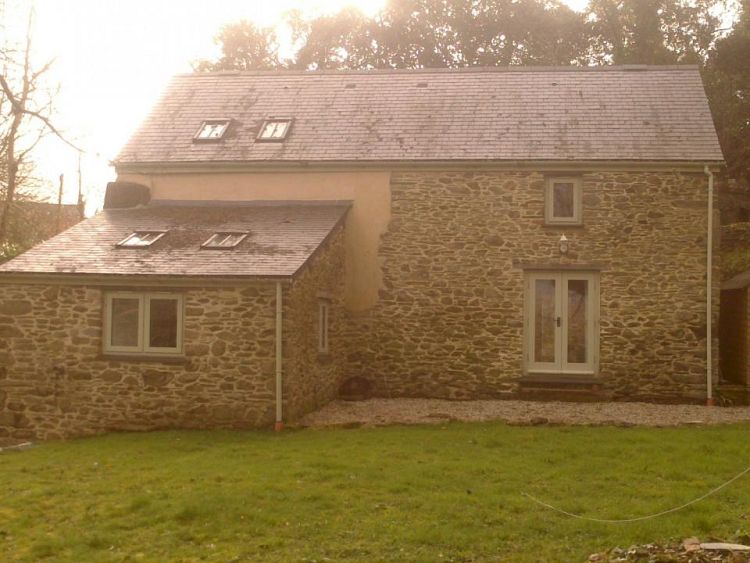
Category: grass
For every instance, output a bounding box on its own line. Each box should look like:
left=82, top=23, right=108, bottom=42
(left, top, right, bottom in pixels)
left=0, top=423, right=749, bottom=562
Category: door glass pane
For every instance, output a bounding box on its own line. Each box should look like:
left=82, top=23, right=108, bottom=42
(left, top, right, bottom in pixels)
left=567, top=279, right=588, bottom=364
left=534, top=279, right=556, bottom=363
left=553, top=182, right=575, bottom=218
left=111, top=298, right=140, bottom=347
left=149, top=298, right=178, bottom=348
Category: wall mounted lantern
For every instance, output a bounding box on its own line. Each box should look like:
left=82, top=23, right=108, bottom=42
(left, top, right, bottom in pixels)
left=559, top=234, right=569, bottom=255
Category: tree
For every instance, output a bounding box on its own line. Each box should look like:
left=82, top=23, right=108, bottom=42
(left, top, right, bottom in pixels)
left=587, top=0, right=723, bottom=64
left=292, top=0, right=591, bottom=70
left=704, top=0, right=750, bottom=184
left=194, top=0, right=744, bottom=182
left=196, top=0, right=726, bottom=71
left=192, top=19, right=281, bottom=71
left=0, top=5, right=78, bottom=253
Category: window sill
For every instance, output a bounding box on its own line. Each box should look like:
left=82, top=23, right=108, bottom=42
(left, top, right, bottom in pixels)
left=521, top=372, right=598, bottom=381
left=542, top=222, right=584, bottom=229
left=99, top=354, right=187, bottom=364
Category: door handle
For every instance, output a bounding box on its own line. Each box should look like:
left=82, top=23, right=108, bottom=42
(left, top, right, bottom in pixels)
left=556, top=316, right=561, bottom=327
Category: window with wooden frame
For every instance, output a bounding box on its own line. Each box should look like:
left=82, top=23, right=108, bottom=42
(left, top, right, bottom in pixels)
left=545, top=177, right=582, bottom=225
left=256, top=118, right=292, bottom=142
left=201, top=232, right=248, bottom=249
left=104, top=292, right=183, bottom=356
left=194, top=119, right=230, bottom=142
left=318, top=299, right=330, bottom=354
left=116, top=231, right=167, bottom=248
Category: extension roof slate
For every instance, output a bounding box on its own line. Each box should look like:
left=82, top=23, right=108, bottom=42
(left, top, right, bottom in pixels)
left=115, top=65, right=724, bottom=166
left=0, top=202, right=349, bottom=279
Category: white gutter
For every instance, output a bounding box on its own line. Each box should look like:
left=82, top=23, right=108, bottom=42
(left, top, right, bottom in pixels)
left=274, top=282, right=284, bottom=430
left=704, top=165, right=715, bottom=406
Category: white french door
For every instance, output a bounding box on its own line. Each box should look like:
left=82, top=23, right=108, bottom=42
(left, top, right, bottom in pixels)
left=525, top=272, right=599, bottom=375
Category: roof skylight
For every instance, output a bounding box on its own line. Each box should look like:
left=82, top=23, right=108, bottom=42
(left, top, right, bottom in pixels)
left=256, top=118, right=292, bottom=142
left=116, top=231, right=166, bottom=248
left=194, top=119, right=230, bottom=141
left=201, top=232, right=248, bottom=249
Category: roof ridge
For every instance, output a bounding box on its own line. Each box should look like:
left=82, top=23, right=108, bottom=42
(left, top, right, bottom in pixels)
left=176, top=64, right=700, bottom=78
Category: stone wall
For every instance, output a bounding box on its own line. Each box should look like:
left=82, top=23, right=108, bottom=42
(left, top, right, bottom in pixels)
left=0, top=283, right=279, bottom=441
left=346, top=170, right=718, bottom=402
left=0, top=168, right=723, bottom=441
left=283, top=226, right=347, bottom=419
left=0, top=224, right=346, bottom=440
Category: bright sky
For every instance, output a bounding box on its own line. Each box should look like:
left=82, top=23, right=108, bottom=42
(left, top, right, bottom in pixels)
left=6, top=0, right=590, bottom=210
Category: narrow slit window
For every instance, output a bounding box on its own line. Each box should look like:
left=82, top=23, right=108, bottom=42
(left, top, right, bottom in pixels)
left=257, top=119, right=292, bottom=142
left=545, top=177, right=582, bottom=225
left=201, top=232, right=248, bottom=249
left=116, top=231, right=166, bottom=248
left=318, top=300, right=330, bottom=354
left=194, top=120, right=230, bottom=141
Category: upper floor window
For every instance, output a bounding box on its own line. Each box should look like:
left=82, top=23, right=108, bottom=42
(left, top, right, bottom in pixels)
left=104, top=292, right=183, bottom=356
left=257, top=118, right=292, bottom=142
left=545, top=177, right=582, bottom=225
left=201, top=232, right=248, bottom=249
left=116, top=231, right=166, bottom=248
left=194, top=120, right=230, bottom=141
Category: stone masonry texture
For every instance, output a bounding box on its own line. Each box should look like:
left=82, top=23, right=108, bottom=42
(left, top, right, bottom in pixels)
left=0, top=226, right=345, bottom=441
left=284, top=227, right=347, bottom=420
left=0, top=169, right=721, bottom=439
left=345, top=170, right=718, bottom=402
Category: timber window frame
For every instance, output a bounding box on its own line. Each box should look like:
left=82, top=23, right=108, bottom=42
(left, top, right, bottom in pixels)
left=201, top=232, right=248, bottom=249
left=256, top=118, right=293, bottom=142
left=194, top=119, right=230, bottom=142
left=103, top=292, right=184, bottom=356
left=116, top=231, right=167, bottom=248
left=545, top=177, right=583, bottom=225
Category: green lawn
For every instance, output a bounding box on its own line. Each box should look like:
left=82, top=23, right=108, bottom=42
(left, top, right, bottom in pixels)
left=1, top=423, right=749, bottom=562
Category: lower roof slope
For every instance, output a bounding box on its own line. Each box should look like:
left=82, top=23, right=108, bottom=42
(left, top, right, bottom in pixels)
left=0, top=202, right=349, bottom=279
left=115, top=65, right=724, bottom=167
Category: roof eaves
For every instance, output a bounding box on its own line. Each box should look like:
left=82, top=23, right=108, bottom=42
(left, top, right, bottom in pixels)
left=0, top=271, right=295, bottom=286
left=179, top=64, right=702, bottom=78
left=114, top=158, right=725, bottom=174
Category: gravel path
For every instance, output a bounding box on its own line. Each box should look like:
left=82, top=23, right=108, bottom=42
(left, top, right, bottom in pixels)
left=299, top=398, right=750, bottom=428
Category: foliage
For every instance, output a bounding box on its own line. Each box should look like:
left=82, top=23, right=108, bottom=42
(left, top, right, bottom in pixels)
left=721, top=222, right=750, bottom=278
left=195, top=0, right=728, bottom=71
left=291, top=0, right=591, bottom=70
left=1, top=423, right=749, bottom=561
left=588, top=0, right=722, bottom=64
left=704, top=0, right=750, bottom=185
left=192, top=19, right=282, bottom=71
left=193, top=0, right=748, bottom=182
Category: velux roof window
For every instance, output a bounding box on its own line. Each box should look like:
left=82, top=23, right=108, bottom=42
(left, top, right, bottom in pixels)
left=201, top=232, right=248, bottom=250
left=194, top=119, right=230, bottom=141
left=116, top=231, right=167, bottom=248
left=256, top=118, right=292, bottom=142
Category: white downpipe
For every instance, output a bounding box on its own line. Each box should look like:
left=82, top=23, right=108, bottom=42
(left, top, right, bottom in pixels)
left=275, top=282, right=284, bottom=430
left=704, top=165, right=714, bottom=406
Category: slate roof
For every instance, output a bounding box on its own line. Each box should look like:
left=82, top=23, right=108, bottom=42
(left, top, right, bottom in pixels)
left=0, top=203, right=349, bottom=279
left=116, top=66, right=723, bottom=166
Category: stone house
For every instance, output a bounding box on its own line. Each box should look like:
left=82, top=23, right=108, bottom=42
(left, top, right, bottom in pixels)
left=0, top=65, right=728, bottom=440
